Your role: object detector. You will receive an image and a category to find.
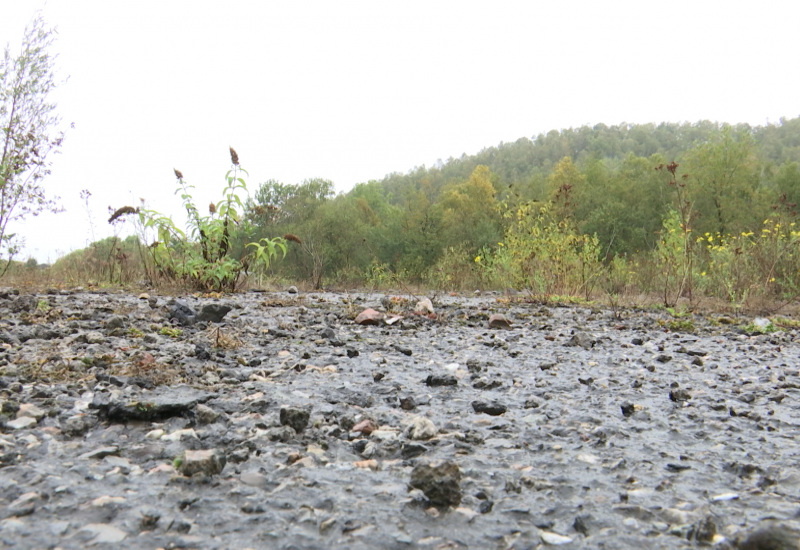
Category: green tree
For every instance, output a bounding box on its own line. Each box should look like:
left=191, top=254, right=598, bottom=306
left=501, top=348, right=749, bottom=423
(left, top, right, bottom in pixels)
left=683, top=126, right=765, bottom=235
left=437, top=165, right=502, bottom=252
left=0, top=16, right=66, bottom=270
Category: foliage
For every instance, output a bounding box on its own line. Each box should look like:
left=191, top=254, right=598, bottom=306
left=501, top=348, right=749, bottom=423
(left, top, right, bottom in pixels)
left=695, top=215, right=800, bottom=305
left=133, top=149, right=286, bottom=292
left=502, top=201, right=604, bottom=298
left=0, top=15, right=66, bottom=271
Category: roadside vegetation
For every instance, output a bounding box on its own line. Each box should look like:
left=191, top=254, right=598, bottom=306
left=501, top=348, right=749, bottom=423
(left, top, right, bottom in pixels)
left=6, top=119, right=800, bottom=317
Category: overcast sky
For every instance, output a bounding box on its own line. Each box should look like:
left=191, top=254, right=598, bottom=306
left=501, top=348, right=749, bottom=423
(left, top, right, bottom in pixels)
left=2, top=1, right=799, bottom=263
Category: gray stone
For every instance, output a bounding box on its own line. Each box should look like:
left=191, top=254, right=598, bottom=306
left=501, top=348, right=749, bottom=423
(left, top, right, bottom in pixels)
left=90, top=386, right=213, bottom=422
left=6, top=416, right=37, bottom=430
left=79, top=523, right=128, bottom=544
left=179, top=449, right=226, bottom=477
left=195, top=403, right=220, bottom=424
left=406, top=416, right=437, bottom=440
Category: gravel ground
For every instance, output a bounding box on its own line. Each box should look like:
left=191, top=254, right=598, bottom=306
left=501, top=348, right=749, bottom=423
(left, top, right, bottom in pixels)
left=1, top=288, right=799, bottom=549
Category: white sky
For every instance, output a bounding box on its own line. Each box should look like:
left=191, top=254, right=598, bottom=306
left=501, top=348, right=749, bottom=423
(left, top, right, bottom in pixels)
left=2, top=0, right=799, bottom=263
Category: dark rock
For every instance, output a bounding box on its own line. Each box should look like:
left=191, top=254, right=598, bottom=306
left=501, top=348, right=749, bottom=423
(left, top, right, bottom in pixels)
left=194, top=344, right=211, bottom=360
left=401, top=443, right=428, bottom=459
left=738, top=523, right=799, bottom=550
left=139, top=508, right=161, bottom=530
left=90, top=386, right=213, bottom=422
left=392, top=344, right=413, bottom=356
left=669, top=389, right=692, bottom=402
left=687, top=515, right=717, bottom=543
left=78, top=446, right=119, bottom=460
left=621, top=402, right=635, bottom=417
left=399, top=396, right=416, bottom=410
left=472, top=401, right=507, bottom=416
left=426, top=374, right=457, bottom=387
left=472, top=378, right=502, bottom=390
left=409, top=460, right=462, bottom=507
left=168, top=301, right=197, bottom=326
left=665, top=463, right=692, bottom=472
left=280, top=407, right=310, bottom=433
left=196, top=303, right=232, bottom=323
left=179, top=449, right=226, bottom=477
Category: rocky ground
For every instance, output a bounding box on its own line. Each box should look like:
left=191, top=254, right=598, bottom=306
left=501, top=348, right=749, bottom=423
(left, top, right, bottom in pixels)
left=1, top=287, right=800, bottom=549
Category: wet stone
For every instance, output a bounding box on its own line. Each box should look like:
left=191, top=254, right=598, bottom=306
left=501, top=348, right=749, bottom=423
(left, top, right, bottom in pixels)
left=426, top=374, right=457, bottom=387
left=669, top=389, right=692, bottom=402
left=409, top=460, right=462, bottom=507
left=6, top=416, right=37, bottom=430
left=196, top=302, right=232, bottom=323
left=90, top=386, right=213, bottom=421
left=406, top=416, right=437, bottom=440
left=178, top=449, right=226, bottom=477
left=472, top=401, right=507, bottom=416
left=280, top=406, right=310, bottom=433
left=488, top=314, right=512, bottom=329
left=168, top=301, right=197, bottom=325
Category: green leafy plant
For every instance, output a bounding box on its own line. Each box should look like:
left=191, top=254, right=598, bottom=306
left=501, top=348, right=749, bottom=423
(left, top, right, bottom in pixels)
left=742, top=319, right=777, bottom=334
left=158, top=326, right=182, bottom=338
left=132, top=148, right=287, bottom=291
left=503, top=201, right=604, bottom=299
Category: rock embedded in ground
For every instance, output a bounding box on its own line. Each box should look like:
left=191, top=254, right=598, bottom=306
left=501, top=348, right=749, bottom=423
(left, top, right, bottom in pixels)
left=90, top=386, right=214, bottom=422
left=280, top=406, right=310, bottom=433
left=178, top=449, right=227, bottom=477
left=425, top=374, right=457, bottom=386
left=196, top=302, right=233, bottom=323
left=737, top=523, right=800, bottom=550
left=471, top=400, right=507, bottom=416
left=409, top=460, right=462, bottom=507
left=406, top=416, right=437, bottom=440
left=414, top=297, right=435, bottom=315
left=168, top=300, right=197, bottom=325
left=488, top=314, right=512, bottom=329
left=354, top=308, right=384, bottom=325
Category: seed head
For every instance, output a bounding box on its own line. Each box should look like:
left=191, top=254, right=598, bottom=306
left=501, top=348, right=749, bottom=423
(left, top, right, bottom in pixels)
left=209, top=202, right=217, bottom=214
left=108, top=205, right=139, bottom=224
left=283, top=233, right=302, bottom=244
left=229, top=147, right=239, bottom=166
left=174, top=168, right=184, bottom=180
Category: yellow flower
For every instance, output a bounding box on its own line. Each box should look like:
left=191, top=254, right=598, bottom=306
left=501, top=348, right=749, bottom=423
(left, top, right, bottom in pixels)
left=497, top=242, right=504, bottom=247
left=700, top=271, right=707, bottom=277
left=474, top=256, right=481, bottom=263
